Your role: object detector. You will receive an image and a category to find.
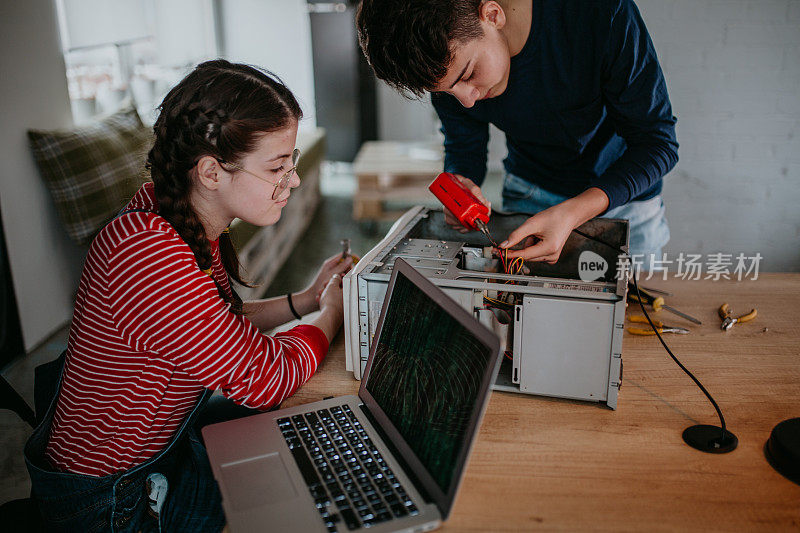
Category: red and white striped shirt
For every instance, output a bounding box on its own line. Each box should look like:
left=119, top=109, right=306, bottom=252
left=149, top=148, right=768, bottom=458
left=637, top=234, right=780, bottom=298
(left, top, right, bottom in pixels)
left=46, top=182, right=328, bottom=476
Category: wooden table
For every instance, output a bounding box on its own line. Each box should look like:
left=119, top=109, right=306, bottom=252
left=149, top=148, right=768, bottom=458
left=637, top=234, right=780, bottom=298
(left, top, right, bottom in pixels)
left=282, top=274, right=800, bottom=531
left=352, top=141, right=442, bottom=221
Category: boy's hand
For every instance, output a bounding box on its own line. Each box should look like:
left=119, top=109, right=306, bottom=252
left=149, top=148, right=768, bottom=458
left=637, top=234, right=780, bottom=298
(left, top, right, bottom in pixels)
left=498, top=204, right=578, bottom=264
left=499, top=187, right=609, bottom=263
left=443, top=174, right=491, bottom=233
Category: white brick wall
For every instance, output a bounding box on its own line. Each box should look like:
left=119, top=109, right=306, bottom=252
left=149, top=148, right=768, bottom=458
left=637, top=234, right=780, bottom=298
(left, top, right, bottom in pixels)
left=640, top=0, right=800, bottom=270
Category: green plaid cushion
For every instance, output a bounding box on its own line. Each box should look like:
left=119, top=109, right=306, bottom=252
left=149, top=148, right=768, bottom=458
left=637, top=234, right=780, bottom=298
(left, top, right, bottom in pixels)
left=28, top=106, right=152, bottom=245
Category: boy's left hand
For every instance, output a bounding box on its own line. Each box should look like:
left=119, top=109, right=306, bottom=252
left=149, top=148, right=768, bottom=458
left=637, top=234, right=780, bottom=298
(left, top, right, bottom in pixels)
left=499, top=204, right=578, bottom=264
left=499, top=187, right=610, bottom=264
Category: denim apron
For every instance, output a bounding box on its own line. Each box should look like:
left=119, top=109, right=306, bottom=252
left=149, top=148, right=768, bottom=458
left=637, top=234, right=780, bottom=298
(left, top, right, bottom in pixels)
left=24, top=209, right=228, bottom=532
left=24, top=360, right=223, bottom=532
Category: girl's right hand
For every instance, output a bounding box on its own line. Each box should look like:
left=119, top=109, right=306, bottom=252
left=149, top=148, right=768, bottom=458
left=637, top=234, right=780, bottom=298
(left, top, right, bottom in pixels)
left=319, top=273, right=344, bottom=320
left=310, top=274, right=344, bottom=342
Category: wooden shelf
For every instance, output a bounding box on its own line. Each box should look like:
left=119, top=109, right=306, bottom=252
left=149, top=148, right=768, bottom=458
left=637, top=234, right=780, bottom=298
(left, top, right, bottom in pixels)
left=352, top=141, right=442, bottom=221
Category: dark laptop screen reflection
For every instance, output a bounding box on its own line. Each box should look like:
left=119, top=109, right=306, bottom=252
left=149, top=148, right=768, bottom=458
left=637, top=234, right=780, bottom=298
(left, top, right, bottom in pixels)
left=365, top=273, right=493, bottom=494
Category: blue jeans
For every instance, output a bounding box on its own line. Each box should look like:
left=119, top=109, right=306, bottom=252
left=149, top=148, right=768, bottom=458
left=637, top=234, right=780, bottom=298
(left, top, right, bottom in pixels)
left=501, top=172, right=670, bottom=260
left=24, top=354, right=226, bottom=533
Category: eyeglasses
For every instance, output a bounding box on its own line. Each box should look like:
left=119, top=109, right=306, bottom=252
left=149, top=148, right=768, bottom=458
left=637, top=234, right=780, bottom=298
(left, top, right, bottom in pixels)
left=219, top=148, right=300, bottom=200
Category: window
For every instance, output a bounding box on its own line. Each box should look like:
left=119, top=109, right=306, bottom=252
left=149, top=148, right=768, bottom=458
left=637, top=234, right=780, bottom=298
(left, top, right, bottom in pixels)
left=56, top=0, right=217, bottom=124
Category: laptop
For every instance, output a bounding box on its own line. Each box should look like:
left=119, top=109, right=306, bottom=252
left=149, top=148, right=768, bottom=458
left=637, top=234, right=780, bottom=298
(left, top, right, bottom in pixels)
left=203, top=258, right=502, bottom=532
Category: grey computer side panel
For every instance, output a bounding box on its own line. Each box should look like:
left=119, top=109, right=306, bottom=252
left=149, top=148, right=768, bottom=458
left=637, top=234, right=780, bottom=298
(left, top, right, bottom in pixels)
left=517, top=295, right=614, bottom=402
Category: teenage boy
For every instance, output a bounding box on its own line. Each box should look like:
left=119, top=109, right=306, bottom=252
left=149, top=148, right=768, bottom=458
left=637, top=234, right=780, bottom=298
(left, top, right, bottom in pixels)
left=357, top=0, right=678, bottom=264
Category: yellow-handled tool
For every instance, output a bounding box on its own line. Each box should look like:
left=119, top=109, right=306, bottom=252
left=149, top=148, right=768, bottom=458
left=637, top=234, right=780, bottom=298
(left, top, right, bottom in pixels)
left=339, top=239, right=360, bottom=264
left=627, top=315, right=690, bottom=336
left=718, top=303, right=757, bottom=331
left=627, top=282, right=702, bottom=325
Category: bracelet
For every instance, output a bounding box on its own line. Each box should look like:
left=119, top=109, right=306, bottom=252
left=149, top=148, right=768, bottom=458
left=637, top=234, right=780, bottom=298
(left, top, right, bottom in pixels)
left=287, top=293, right=302, bottom=320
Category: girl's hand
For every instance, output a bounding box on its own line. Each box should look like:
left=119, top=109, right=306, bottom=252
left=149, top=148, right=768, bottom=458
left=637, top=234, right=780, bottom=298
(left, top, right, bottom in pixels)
left=308, top=273, right=345, bottom=342
left=303, top=253, right=353, bottom=310
left=318, top=273, right=344, bottom=318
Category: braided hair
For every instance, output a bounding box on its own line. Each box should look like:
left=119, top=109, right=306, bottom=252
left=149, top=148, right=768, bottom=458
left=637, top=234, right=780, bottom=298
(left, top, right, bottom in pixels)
left=146, top=60, right=302, bottom=314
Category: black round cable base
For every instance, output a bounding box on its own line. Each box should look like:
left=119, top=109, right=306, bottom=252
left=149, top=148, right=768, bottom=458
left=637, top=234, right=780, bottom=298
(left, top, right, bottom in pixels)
left=764, top=418, right=800, bottom=485
left=682, top=425, right=738, bottom=453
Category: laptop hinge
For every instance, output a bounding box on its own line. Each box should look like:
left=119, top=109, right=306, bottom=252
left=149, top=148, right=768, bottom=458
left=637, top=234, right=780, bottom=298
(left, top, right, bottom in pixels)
left=358, top=403, right=436, bottom=507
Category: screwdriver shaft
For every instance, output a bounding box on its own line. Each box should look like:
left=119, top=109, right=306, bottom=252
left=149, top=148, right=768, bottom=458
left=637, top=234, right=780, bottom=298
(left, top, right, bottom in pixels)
left=663, top=305, right=702, bottom=325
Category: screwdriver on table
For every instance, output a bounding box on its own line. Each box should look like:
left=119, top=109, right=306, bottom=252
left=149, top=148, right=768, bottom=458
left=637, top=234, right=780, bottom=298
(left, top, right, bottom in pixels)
left=429, top=172, right=496, bottom=245
left=627, top=315, right=690, bottom=336
left=627, top=282, right=702, bottom=325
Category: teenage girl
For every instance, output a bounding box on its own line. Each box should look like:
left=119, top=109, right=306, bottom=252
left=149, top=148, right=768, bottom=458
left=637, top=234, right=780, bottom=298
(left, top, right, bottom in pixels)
left=24, top=60, right=351, bottom=532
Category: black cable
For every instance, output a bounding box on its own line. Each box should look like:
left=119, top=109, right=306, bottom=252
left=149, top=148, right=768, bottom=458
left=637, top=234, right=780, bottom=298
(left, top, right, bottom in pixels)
left=628, top=274, right=727, bottom=438
left=570, top=227, right=728, bottom=443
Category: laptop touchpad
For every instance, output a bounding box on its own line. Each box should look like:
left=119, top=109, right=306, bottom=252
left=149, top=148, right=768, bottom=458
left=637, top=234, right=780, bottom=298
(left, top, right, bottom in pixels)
left=221, top=453, right=298, bottom=510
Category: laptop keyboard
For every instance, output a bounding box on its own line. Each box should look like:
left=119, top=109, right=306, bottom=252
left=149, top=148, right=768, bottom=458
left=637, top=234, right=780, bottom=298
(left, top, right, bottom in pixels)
left=278, top=404, right=419, bottom=531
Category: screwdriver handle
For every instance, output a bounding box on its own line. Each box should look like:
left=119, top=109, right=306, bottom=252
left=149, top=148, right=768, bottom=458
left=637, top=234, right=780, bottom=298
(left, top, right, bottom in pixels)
left=627, top=283, right=665, bottom=312
left=628, top=315, right=664, bottom=328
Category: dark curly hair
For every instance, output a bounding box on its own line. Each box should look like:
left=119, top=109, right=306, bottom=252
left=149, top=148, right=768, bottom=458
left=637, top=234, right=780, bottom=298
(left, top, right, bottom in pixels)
left=146, top=59, right=302, bottom=314
left=356, top=0, right=484, bottom=97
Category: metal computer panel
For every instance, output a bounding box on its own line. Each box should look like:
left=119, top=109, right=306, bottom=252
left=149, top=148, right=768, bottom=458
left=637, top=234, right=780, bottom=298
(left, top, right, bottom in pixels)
left=372, top=238, right=460, bottom=276
left=411, top=210, right=629, bottom=284
left=517, top=295, right=616, bottom=404
left=343, top=207, right=629, bottom=408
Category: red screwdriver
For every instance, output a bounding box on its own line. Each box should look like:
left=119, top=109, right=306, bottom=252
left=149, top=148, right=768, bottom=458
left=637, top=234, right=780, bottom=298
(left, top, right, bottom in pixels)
left=428, top=172, right=495, bottom=244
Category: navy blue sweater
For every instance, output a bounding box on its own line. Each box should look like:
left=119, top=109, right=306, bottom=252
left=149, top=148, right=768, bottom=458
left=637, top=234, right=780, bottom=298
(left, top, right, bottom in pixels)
left=431, top=0, right=679, bottom=212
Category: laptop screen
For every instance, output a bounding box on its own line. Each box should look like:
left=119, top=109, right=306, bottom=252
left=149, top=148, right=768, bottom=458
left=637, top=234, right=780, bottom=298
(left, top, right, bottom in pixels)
left=360, top=259, right=500, bottom=518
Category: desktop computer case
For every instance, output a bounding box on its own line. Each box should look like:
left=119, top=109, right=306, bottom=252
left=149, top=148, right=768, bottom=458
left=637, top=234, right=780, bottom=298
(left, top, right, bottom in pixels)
left=343, top=207, right=630, bottom=409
